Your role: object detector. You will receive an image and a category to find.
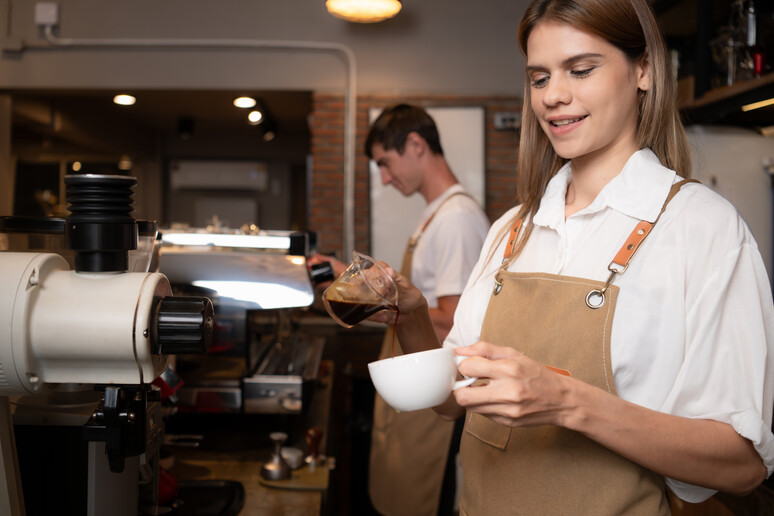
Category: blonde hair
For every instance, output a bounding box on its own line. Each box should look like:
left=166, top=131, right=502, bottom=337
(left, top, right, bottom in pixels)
left=495, top=0, right=691, bottom=266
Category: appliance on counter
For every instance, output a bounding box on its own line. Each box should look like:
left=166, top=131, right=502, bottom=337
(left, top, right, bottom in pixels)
left=0, top=174, right=214, bottom=516
left=155, top=226, right=324, bottom=416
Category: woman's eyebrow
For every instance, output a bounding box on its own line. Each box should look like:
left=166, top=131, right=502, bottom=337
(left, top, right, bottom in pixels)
left=526, top=52, right=603, bottom=73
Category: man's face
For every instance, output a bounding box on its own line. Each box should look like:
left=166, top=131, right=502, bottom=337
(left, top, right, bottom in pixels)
left=370, top=142, right=422, bottom=196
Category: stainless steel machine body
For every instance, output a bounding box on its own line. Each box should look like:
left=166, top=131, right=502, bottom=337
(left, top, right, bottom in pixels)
left=156, top=228, right=323, bottom=415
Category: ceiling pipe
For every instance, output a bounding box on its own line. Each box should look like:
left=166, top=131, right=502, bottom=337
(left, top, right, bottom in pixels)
left=33, top=23, right=357, bottom=259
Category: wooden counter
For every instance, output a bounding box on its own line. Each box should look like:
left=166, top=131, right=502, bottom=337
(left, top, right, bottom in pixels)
left=162, top=357, right=335, bottom=515
left=168, top=447, right=328, bottom=516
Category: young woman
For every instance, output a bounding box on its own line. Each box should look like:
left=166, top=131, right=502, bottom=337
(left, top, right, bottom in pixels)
left=378, top=0, right=774, bottom=514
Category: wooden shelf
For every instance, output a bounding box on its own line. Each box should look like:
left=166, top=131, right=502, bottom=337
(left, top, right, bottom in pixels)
left=685, top=72, right=774, bottom=109
left=679, top=72, right=774, bottom=126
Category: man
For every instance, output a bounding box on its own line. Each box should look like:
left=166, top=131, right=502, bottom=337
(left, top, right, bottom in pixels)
left=314, top=104, right=489, bottom=515
left=367, top=104, right=490, bottom=516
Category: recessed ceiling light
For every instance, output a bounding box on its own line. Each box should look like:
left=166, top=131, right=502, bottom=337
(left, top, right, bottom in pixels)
left=113, top=94, right=136, bottom=106
left=248, top=110, right=263, bottom=124
left=234, top=96, right=257, bottom=109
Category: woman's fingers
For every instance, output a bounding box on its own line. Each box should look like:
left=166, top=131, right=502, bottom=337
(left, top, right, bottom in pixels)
left=452, top=349, right=573, bottom=427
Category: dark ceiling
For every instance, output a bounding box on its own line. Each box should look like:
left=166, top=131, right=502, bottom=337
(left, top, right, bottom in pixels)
left=8, top=89, right=313, bottom=162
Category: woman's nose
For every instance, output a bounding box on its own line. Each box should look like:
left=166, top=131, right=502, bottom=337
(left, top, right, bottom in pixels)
left=543, top=77, right=572, bottom=106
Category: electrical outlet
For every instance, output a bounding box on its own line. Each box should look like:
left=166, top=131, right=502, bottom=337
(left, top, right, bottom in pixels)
left=35, top=2, right=59, bottom=26
left=494, top=112, right=521, bottom=131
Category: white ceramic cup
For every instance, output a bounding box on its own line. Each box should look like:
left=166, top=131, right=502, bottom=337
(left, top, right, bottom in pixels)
left=368, top=347, right=476, bottom=412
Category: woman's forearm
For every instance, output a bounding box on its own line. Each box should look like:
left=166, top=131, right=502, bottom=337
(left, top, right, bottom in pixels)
left=566, top=381, right=767, bottom=494
left=394, top=298, right=440, bottom=354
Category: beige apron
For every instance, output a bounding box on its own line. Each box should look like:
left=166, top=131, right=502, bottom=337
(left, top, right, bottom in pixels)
left=459, top=180, right=696, bottom=516
left=369, top=192, right=469, bottom=516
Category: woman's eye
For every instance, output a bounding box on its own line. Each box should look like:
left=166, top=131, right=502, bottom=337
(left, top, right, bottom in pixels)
left=571, top=67, right=596, bottom=78
left=530, top=76, right=549, bottom=88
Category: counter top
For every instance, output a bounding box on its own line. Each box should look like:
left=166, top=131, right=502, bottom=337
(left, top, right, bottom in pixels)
left=162, top=358, right=335, bottom=515
left=167, top=447, right=327, bottom=516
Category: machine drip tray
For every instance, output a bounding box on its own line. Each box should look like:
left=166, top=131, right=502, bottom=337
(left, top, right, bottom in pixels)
left=170, top=480, right=245, bottom=516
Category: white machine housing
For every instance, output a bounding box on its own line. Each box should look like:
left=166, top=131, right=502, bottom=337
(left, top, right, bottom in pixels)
left=0, top=252, right=170, bottom=395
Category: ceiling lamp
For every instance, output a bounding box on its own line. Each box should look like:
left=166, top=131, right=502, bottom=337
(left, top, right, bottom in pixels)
left=326, top=0, right=401, bottom=23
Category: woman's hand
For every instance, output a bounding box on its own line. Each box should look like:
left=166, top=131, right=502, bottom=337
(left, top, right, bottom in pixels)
left=368, top=263, right=428, bottom=325
left=454, top=344, right=768, bottom=494
left=453, top=341, right=575, bottom=428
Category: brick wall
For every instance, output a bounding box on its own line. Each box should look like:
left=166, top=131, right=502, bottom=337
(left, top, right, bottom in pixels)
left=309, top=94, right=522, bottom=258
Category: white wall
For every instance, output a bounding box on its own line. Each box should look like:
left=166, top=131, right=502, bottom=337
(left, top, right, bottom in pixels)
left=0, top=0, right=527, bottom=96
left=687, top=125, right=774, bottom=283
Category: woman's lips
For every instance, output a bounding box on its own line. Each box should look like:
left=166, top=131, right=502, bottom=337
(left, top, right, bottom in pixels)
left=548, top=115, right=587, bottom=134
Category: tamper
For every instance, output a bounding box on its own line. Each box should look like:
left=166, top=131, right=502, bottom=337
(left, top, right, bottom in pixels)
left=260, top=432, right=292, bottom=481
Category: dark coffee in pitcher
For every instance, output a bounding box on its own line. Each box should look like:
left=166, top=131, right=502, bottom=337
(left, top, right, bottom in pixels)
left=325, top=299, right=389, bottom=326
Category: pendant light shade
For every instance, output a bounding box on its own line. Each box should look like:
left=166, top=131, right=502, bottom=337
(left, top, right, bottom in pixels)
left=326, top=0, right=401, bottom=23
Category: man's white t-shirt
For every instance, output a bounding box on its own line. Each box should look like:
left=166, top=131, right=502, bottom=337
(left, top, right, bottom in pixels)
left=410, top=184, right=490, bottom=306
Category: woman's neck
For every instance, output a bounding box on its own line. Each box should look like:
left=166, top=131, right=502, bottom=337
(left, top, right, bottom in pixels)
left=565, top=145, right=638, bottom=218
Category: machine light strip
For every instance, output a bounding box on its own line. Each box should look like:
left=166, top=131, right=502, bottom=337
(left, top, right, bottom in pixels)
left=741, top=97, right=774, bottom=112
left=161, top=232, right=291, bottom=250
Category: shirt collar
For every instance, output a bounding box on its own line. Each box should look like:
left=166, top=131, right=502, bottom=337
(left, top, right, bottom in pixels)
left=422, top=184, right=464, bottom=217
left=532, top=149, right=677, bottom=229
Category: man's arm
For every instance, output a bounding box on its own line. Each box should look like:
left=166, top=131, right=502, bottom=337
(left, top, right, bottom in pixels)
left=428, top=294, right=460, bottom=342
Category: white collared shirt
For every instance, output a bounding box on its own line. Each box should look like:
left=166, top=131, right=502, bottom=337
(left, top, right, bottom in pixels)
left=445, top=149, right=774, bottom=502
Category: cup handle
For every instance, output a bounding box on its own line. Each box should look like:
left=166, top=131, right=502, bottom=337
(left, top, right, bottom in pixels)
left=453, top=355, right=477, bottom=390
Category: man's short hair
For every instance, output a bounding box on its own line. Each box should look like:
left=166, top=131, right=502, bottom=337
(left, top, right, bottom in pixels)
left=365, top=104, right=444, bottom=159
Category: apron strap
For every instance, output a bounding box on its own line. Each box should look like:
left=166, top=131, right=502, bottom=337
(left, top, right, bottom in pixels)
left=502, top=219, right=523, bottom=261
left=587, top=178, right=699, bottom=308
left=407, top=190, right=474, bottom=253
left=609, top=178, right=699, bottom=273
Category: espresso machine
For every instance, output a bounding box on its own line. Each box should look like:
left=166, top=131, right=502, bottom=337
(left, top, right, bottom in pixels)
left=154, top=226, right=324, bottom=416
left=0, top=174, right=214, bottom=516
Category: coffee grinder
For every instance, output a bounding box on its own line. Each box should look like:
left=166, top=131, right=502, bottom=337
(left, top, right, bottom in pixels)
left=0, top=174, right=214, bottom=516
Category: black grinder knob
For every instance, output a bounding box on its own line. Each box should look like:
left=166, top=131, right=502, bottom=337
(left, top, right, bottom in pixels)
left=151, top=296, right=214, bottom=354
left=65, top=174, right=138, bottom=273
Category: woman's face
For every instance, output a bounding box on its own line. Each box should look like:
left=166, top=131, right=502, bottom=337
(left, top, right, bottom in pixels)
left=526, top=21, right=649, bottom=163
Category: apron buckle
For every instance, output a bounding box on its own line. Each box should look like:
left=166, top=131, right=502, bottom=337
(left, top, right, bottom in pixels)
left=493, top=276, right=503, bottom=295
left=585, top=289, right=606, bottom=309
left=493, top=265, right=508, bottom=295
left=586, top=269, right=617, bottom=309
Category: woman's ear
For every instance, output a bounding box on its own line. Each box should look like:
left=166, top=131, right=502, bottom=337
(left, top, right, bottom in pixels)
left=636, top=49, right=651, bottom=92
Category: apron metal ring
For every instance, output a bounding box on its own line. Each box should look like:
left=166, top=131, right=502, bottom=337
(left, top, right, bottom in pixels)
left=585, top=289, right=606, bottom=309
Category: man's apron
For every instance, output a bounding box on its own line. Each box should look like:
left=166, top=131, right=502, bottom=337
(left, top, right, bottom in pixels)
left=369, top=192, right=468, bottom=516
left=459, top=180, right=695, bottom=516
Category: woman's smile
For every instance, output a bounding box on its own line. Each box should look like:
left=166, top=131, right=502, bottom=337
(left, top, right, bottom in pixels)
left=547, top=114, right=588, bottom=134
